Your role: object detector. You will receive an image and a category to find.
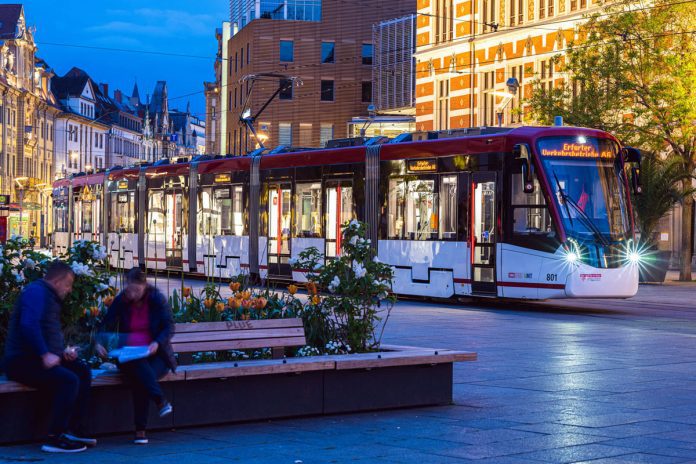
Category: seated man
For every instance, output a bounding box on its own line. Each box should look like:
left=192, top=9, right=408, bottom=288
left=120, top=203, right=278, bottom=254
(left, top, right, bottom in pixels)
left=3, top=261, right=96, bottom=453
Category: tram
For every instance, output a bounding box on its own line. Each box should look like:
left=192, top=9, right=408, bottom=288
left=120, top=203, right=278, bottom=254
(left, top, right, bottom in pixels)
left=52, top=126, right=642, bottom=300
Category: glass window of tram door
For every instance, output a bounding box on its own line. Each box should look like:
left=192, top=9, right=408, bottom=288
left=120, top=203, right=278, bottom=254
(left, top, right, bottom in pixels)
left=266, top=183, right=292, bottom=276
left=471, top=172, right=497, bottom=294
left=199, top=185, right=244, bottom=236
left=325, top=180, right=354, bottom=257
left=147, top=186, right=186, bottom=268
left=110, top=191, right=135, bottom=233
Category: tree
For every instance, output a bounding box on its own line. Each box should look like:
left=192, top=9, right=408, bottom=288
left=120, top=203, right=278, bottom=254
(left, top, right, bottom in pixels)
left=527, top=0, right=696, bottom=279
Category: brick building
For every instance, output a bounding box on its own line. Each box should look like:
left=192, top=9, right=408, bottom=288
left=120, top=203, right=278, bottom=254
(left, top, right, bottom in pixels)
left=414, top=0, right=598, bottom=131
left=215, top=0, right=416, bottom=154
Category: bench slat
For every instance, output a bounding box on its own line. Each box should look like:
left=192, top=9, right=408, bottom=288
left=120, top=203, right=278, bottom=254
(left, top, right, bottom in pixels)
left=172, top=336, right=308, bottom=353
left=182, top=358, right=335, bottom=380
left=172, top=327, right=304, bottom=344
left=332, top=349, right=477, bottom=370
left=174, top=319, right=303, bottom=334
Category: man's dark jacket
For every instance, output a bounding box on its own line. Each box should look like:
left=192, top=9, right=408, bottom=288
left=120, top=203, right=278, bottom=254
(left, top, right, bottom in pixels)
left=4, top=279, right=65, bottom=362
left=98, top=285, right=177, bottom=371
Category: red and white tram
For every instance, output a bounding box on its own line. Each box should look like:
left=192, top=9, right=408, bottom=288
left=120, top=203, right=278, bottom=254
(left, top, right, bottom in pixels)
left=52, top=126, right=642, bottom=299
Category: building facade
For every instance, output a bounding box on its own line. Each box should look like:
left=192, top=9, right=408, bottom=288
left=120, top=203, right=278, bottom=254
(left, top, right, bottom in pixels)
left=0, top=4, right=61, bottom=242
left=414, top=0, right=598, bottom=131
left=216, top=0, right=415, bottom=153
left=203, top=27, right=223, bottom=156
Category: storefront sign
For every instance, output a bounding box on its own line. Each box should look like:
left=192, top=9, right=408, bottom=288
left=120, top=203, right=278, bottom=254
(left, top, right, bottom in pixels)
left=215, top=173, right=231, bottom=183
left=407, top=159, right=438, bottom=172
left=541, top=143, right=614, bottom=159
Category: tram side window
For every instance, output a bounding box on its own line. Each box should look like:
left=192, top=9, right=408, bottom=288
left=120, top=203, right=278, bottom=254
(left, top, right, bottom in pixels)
left=54, top=203, right=68, bottom=232
left=510, top=169, right=556, bottom=247
left=295, top=183, right=321, bottom=238
left=111, top=192, right=135, bottom=233
left=388, top=175, right=458, bottom=241
left=440, top=175, right=457, bottom=239
left=199, top=188, right=219, bottom=236
left=81, top=201, right=93, bottom=233
left=147, top=191, right=166, bottom=236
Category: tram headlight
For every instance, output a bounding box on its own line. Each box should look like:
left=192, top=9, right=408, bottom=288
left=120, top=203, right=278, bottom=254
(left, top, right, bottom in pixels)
left=627, top=251, right=642, bottom=264
left=565, top=251, right=579, bottom=263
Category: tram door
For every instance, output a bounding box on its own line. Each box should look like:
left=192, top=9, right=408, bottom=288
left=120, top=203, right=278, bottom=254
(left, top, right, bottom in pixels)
left=471, top=172, right=497, bottom=295
left=325, top=181, right=353, bottom=258
left=165, top=190, right=184, bottom=268
left=267, top=183, right=292, bottom=277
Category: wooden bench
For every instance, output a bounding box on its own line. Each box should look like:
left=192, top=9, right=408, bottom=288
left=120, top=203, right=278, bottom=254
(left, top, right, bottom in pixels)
left=172, top=318, right=307, bottom=361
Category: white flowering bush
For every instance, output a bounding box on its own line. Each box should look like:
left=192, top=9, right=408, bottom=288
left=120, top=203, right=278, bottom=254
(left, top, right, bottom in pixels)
left=0, top=238, right=113, bottom=354
left=291, top=220, right=395, bottom=353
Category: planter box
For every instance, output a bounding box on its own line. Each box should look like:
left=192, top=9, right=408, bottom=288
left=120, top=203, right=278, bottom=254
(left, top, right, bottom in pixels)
left=0, top=347, right=475, bottom=444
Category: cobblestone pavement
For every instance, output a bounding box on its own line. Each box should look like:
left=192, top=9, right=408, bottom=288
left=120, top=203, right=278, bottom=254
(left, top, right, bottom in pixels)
left=4, top=282, right=696, bottom=463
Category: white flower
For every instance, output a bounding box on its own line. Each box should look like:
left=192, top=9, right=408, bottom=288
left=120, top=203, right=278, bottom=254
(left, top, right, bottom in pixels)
left=24, top=258, right=35, bottom=269
left=313, top=262, right=322, bottom=271
left=96, top=283, right=109, bottom=292
left=378, top=291, right=388, bottom=300
left=349, top=219, right=359, bottom=228
left=328, top=276, right=340, bottom=293
left=352, top=260, right=367, bottom=279
left=288, top=257, right=298, bottom=266
left=91, top=244, right=108, bottom=260
left=70, top=261, right=94, bottom=277
left=108, top=276, right=118, bottom=287
left=349, top=235, right=359, bottom=246
left=373, top=256, right=381, bottom=263
left=12, top=269, right=23, bottom=283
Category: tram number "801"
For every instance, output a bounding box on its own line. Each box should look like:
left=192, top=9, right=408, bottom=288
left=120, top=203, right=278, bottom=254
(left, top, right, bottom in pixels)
left=546, top=273, right=558, bottom=282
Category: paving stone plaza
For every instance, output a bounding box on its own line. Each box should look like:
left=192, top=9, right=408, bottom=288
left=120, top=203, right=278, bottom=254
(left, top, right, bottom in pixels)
left=4, top=279, right=696, bottom=463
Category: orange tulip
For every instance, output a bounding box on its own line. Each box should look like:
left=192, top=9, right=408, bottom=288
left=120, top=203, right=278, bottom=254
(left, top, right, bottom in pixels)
left=234, top=298, right=243, bottom=308
left=103, top=295, right=114, bottom=307
left=90, top=306, right=100, bottom=317
left=215, top=302, right=225, bottom=312
left=287, top=284, right=298, bottom=295
left=252, top=297, right=267, bottom=310
left=241, top=290, right=252, bottom=300
left=182, top=287, right=191, bottom=298
left=227, top=297, right=235, bottom=307
left=306, top=282, right=318, bottom=296
left=229, top=281, right=241, bottom=292
left=241, top=299, right=252, bottom=310
left=311, top=295, right=320, bottom=305
left=203, top=298, right=214, bottom=309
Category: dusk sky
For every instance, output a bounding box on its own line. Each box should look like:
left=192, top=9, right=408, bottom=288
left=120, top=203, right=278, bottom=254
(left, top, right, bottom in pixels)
left=23, top=1, right=228, bottom=118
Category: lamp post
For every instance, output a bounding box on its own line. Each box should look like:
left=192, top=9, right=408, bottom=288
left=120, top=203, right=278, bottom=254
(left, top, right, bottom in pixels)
left=494, top=78, right=520, bottom=127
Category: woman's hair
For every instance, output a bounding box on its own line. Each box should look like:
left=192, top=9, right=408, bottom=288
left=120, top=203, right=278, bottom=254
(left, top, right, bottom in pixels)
left=126, top=267, right=147, bottom=284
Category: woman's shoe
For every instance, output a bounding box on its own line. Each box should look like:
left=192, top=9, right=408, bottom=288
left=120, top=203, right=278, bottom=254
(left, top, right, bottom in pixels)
left=158, top=401, right=173, bottom=418
left=134, top=432, right=148, bottom=445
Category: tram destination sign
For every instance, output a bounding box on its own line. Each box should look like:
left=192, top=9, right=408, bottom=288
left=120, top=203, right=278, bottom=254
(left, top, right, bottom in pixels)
left=541, top=142, right=614, bottom=160
left=117, top=180, right=129, bottom=190
left=215, top=173, right=231, bottom=183
left=407, top=159, right=438, bottom=173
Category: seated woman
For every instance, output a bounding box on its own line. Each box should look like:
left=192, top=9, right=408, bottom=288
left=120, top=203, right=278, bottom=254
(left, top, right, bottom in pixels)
left=95, top=268, right=176, bottom=445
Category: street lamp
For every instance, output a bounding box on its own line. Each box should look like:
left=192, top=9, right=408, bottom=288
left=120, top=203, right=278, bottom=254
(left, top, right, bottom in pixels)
left=359, top=104, right=377, bottom=138
left=494, top=77, right=520, bottom=127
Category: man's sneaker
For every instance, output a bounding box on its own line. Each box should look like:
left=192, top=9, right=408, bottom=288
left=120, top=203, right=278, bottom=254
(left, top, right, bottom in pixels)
left=64, top=432, right=97, bottom=447
left=158, top=401, right=173, bottom=418
left=134, top=434, right=149, bottom=445
left=41, top=435, right=87, bottom=453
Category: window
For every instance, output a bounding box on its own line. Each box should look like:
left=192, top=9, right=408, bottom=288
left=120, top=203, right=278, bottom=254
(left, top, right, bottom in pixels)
left=111, top=191, right=135, bottom=233
left=361, top=81, right=372, bottom=103
left=510, top=167, right=555, bottom=248
left=279, top=79, right=293, bottom=100
left=436, top=79, right=450, bottom=130
left=481, top=71, right=496, bottom=126
left=539, top=59, right=554, bottom=94
left=320, top=123, right=334, bottom=147
left=320, top=80, right=334, bottom=101
left=200, top=186, right=244, bottom=236
left=388, top=177, right=437, bottom=240
left=54, top=202, right=68, bottom=232
left=321, top=42, right=335, bottom=63
left=540, top=0, right=553, bottom=18
left=247, top=43, right=250, bottom=64
left=440, top=176, right=458, bottom=239
left=361, top=44, right=373, bottom=65
left=571, top=0, right=577, bottom=10
left=434, top=0, right=455, bottom=42
left=81, top=201, right=93, bottom=233
left=510, top=0, right=524, bottom=25
left=280, top=40, right=294, bottom=62
left=235, top=52, right=238, bottom=73
left=482, top=0, right=496, bottom=32
left=241, top=47, right=244, bottom=69
left=95, top=133, right=99, bottom=147
left=279, top=122, right=292, bottom=145
left=325, top=182, right=354, bottom=257
left=295, top=183, right=322, bottom=237
left=299, top=123, right=312, bottom=147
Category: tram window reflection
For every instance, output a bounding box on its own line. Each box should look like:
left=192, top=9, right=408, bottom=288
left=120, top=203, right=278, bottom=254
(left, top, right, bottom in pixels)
left=147, top=191, right=165, bottom=236
left=111, top=192, right=135, bottom=233
left=81, top=201, right=93, bottom=233
left=326, top=183, right=353, bottom=257
left=389, top=178, right=437, bottom=240
left=54, top=203, right=68, bottom=232
left=440, top=175, right=457, bottom=240
left=295, top=183, right=321, bottom=238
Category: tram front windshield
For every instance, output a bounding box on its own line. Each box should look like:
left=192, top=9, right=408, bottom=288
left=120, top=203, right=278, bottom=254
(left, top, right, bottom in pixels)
left=538, top=136, right=631, bottom=245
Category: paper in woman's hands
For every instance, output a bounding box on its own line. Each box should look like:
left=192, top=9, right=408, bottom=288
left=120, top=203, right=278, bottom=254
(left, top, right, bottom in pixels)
left=108, top=346, right=150, bottom=363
